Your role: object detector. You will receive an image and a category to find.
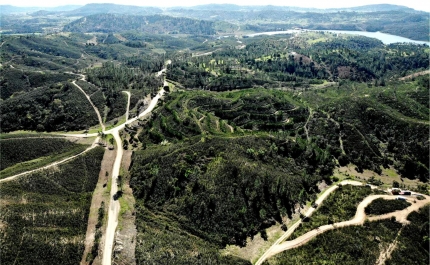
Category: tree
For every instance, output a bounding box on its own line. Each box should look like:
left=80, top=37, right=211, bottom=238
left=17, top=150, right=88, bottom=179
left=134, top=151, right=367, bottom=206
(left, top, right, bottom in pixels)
left=117, top=175, right=124, bottom=191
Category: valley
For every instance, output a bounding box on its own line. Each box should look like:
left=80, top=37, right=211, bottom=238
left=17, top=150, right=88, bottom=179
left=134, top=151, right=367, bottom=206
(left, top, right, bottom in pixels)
left=0, top=2, right=429, bottom=265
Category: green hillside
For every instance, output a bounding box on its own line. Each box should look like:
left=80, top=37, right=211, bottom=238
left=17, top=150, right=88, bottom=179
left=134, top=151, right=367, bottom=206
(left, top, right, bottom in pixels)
left=0, top=147, right=105, bottom=265
left=64, top=14, right=219, bottom=35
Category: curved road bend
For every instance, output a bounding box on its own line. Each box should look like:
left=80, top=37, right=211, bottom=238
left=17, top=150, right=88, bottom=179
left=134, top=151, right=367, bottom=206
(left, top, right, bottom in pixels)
left=260, top=180, right=364, bottom=254
left=264, top=194, right=429, bottom=261
left=256, top=184, right=429, bottom=265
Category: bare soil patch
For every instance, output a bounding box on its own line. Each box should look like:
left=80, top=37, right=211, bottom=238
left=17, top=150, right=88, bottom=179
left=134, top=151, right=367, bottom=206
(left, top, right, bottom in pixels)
left=399, top=70, right=429, bottom=80
left=113, top=150, right=137, bottom=265
left=81, top=148, right=116, bottom=265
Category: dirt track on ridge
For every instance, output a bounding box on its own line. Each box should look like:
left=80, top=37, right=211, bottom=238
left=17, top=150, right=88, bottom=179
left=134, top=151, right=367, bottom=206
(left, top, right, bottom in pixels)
left=255, top=181, right=429, bottom=265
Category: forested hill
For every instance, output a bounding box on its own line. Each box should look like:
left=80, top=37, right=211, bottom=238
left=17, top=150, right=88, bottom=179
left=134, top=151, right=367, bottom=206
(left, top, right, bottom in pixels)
left=65, top=3, right=163, bottom=16
left=165, top=9, right=429, bottom=41
left=63, top=14, right=218, bottom=35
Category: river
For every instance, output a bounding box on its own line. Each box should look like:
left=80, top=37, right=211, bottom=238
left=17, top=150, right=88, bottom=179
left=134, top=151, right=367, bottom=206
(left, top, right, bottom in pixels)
left=246, top=30, right=430, bottom=45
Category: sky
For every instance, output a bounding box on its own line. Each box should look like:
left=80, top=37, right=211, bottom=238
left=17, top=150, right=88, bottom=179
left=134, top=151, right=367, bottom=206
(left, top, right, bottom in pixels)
left=3, top=0, right=429, bottom=12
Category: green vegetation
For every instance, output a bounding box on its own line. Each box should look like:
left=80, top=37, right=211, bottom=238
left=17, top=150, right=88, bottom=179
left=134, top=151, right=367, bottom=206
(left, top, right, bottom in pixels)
left=86, top=201, right=105, bottom=263
left=136, top=88, right=308, bottom=145
left=1, top=9, right=428, bottom=263
left=365, top=198, right=411, bottom=215
left=167, top=35, right=428, bottom=90
left=264, top=205, right=429, bottom=265
left=0, top=35, right=86, bottom=71
left=0, top=133, right=64, bottom=139
left=64, top=14, right=219, bottom=35
left=0, top=67, right=74, bottom=100
left=85, top=62, right=163, bottom=121
left=386, top=205, right=429, bottom=265
left=0, top=137, right=82, bottom=170
left=134, top=207, right=251, bottom=265
left=263, top=219, right=403, bottom=265
left=167, top=5, right=429, bottom=41
left=130, top=135, right=334, bottom=249
left=0, top=137, right=89, bottom=178
left=315, top=80, right=429, bottom=181
left=1, top=82, right=99, bottom=132
left=289, top=185, right=374, bottom=240
left=0, top=147, right=105, bottom=265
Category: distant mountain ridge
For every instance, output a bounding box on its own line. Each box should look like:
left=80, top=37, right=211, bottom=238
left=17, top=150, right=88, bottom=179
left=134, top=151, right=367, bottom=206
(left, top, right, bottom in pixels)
left=1, top=3, right=423, bottom=15
left=174, top=3, right=418, bottom=13
left=0, top=4, right=82, bottom=14
left=65, top=3, right=163, bottom=16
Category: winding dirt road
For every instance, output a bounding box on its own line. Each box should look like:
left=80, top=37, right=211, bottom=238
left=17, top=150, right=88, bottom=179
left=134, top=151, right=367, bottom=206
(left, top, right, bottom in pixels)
left=256, top=183, right=429, bottom=264
left=102, top=61, right=170, bottom=265
left=255, top=180, right=364, bottom=265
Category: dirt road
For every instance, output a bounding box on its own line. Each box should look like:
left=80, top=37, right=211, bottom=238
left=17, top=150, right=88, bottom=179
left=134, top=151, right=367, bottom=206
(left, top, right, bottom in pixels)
left=72, top=79, right=105, bottom=131
left=399, top=70, right=430, bottom=80
left=256, top=180, right=378, bottom=265
left=0, top=137, right=99, bottom=183
left=2, top=61, right=170, bottom=265
left=101, top=130, right=122, bottom=265
left=102, top=60, right=170, bottom=265
left=122, top=91, right=131, bottom=122
left=258, top=194, right=429, bottom=263
left=101, top=97, right=159, bottom=265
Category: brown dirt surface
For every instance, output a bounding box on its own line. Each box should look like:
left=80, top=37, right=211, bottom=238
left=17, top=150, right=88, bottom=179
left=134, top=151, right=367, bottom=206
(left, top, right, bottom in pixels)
left=337, top=66, right=354, bottom=79
left=399, top=70, right=430, bottom=80
left=260, top=195, right=429, bottom=263
left=375, top=229, right=402, bottom=265
left=112, top=150, right=137, bottom=265
left=292, top=53, right=313, bottom=65
left=81, top=148, right=116, bottom=265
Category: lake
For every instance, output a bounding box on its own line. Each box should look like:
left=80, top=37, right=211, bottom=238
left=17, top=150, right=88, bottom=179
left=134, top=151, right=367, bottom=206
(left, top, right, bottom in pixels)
left=247, top=30, right=430, bottom=45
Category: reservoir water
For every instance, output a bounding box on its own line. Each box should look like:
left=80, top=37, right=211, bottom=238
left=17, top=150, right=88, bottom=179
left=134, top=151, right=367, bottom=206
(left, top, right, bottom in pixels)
left=247, top=30, right=430, bottom=45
